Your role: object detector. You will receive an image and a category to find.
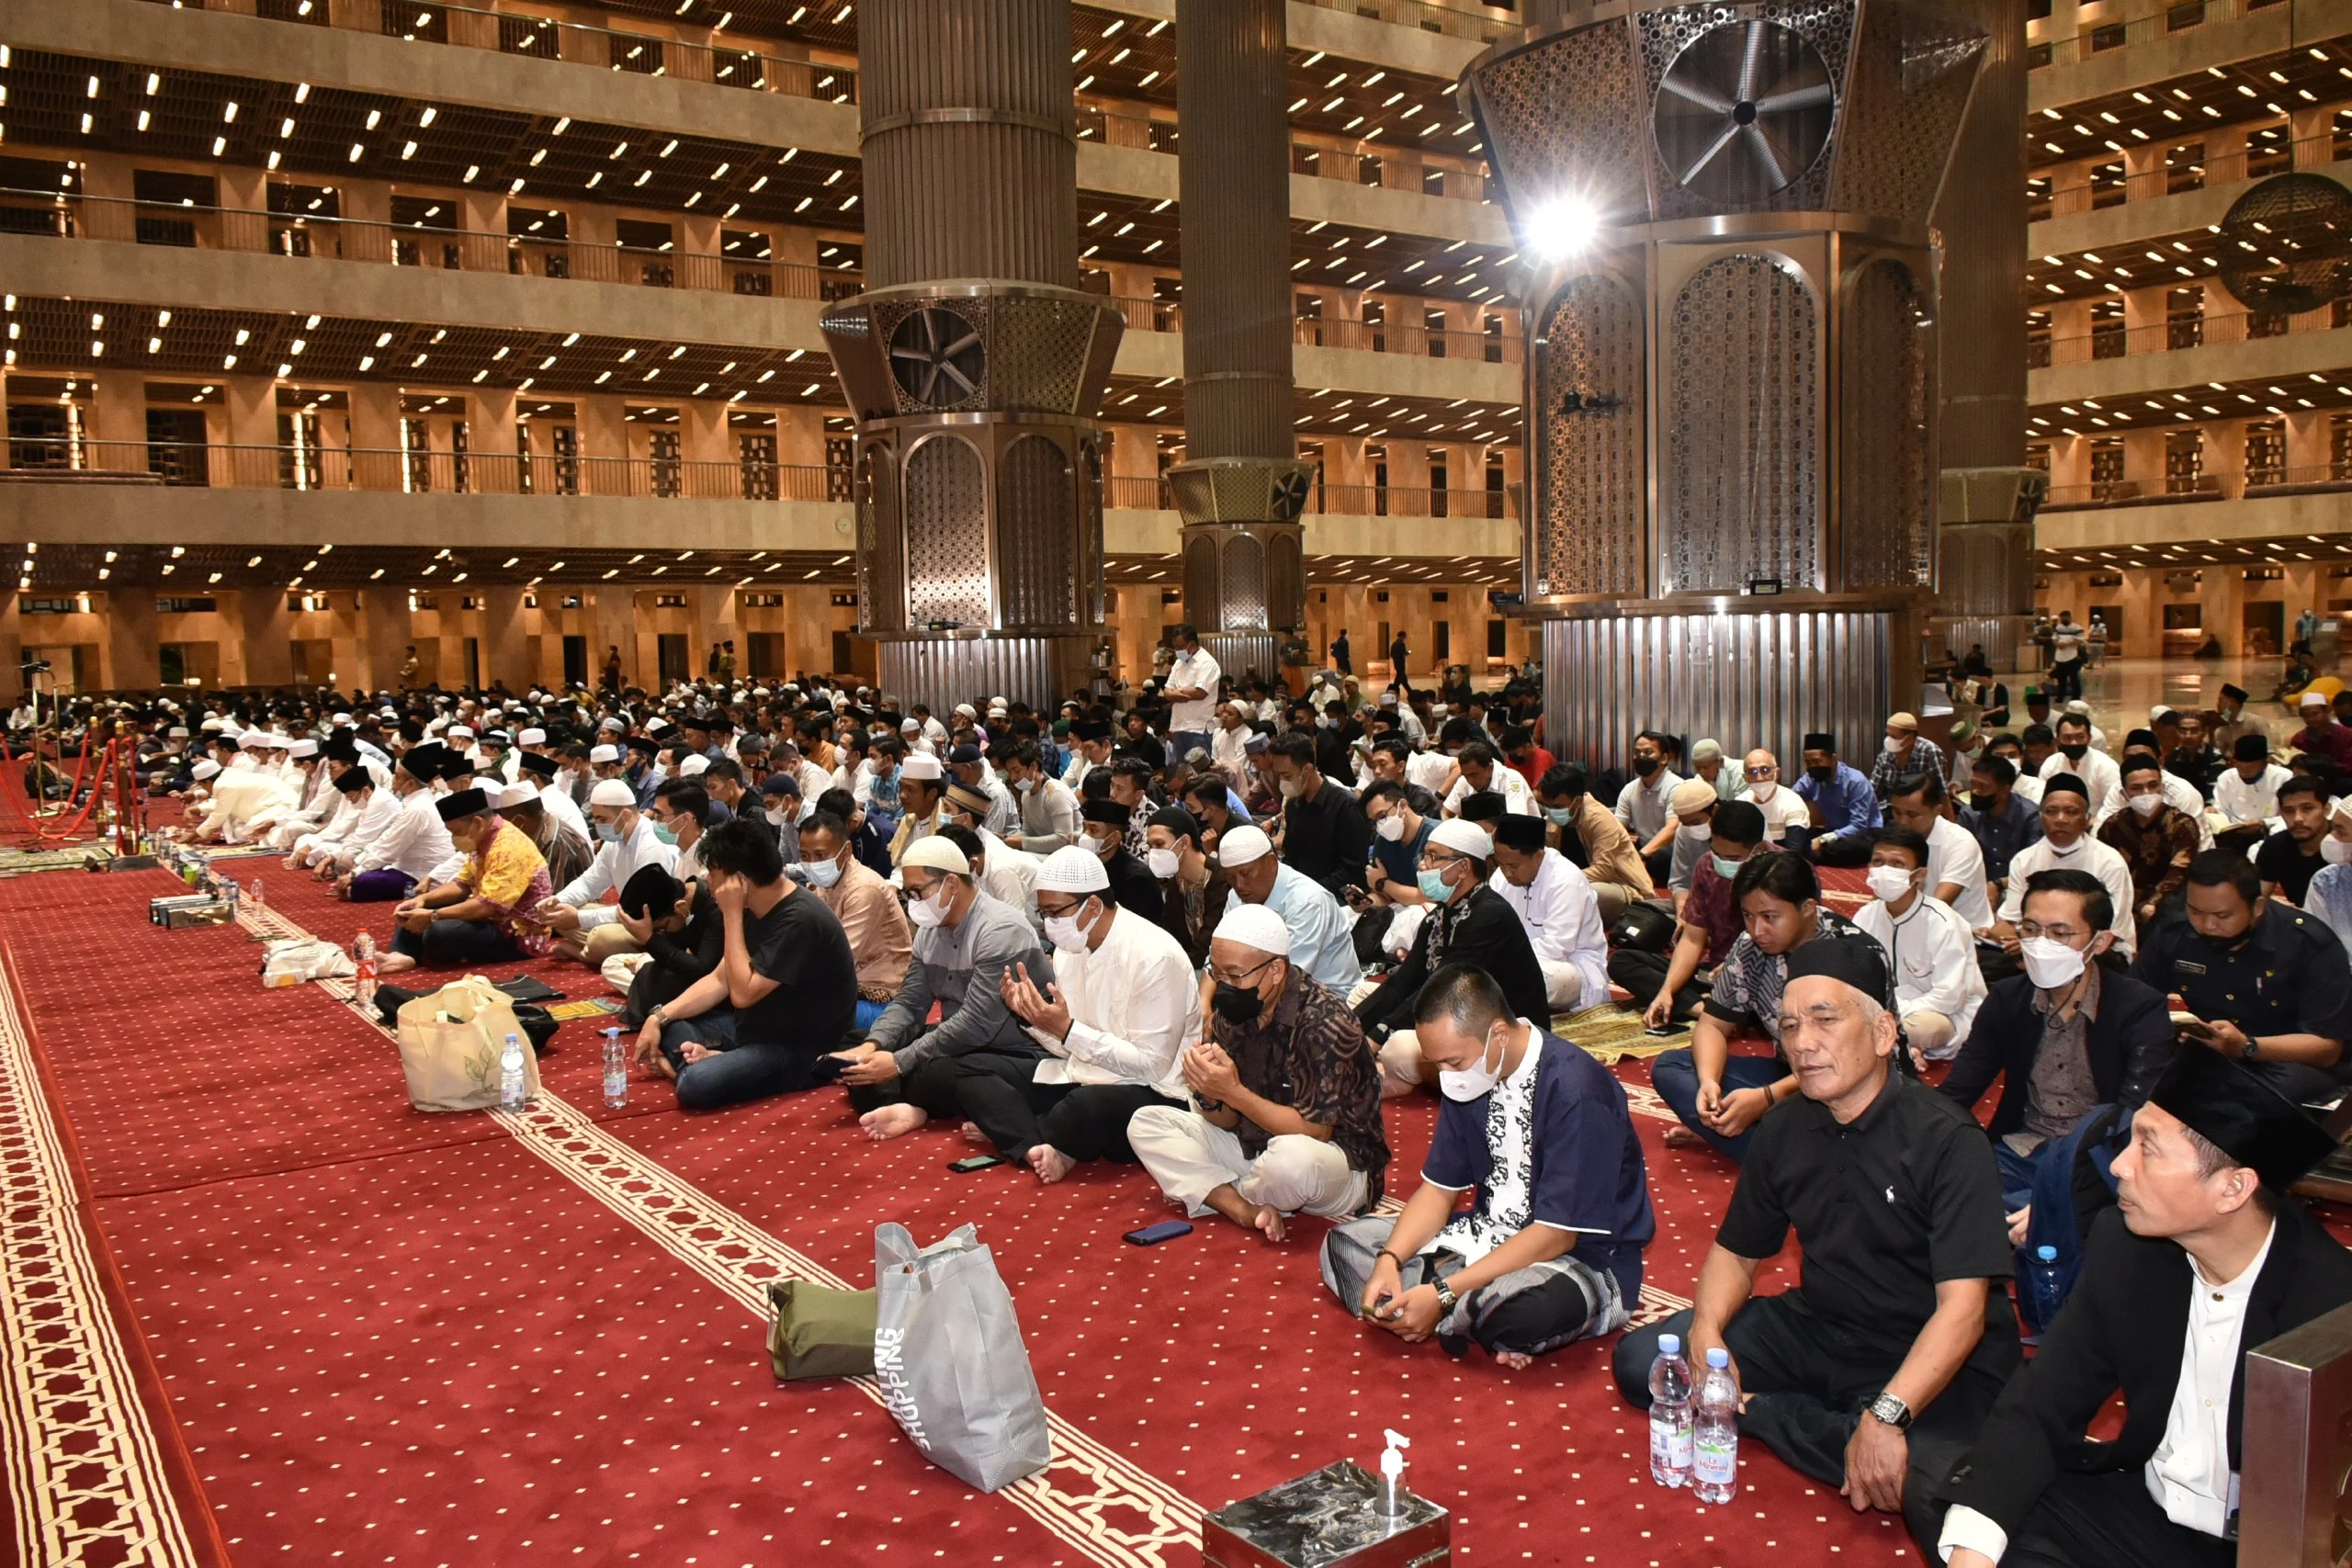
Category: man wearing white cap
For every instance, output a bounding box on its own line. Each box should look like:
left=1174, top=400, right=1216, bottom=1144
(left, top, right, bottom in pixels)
left=832, top=834, right=1054, bottom=1142
left=991, top=844, right=1199, bottom=1181
left=887, top=752, right=946, bottom=867
left=536, top=778, right=681, bottom=964
left=1129, top=903, right=1386, bottom=1243
left=1216, top=825, right=1363, bottom=996
left=1359, top=818, right=1555, bottom=1099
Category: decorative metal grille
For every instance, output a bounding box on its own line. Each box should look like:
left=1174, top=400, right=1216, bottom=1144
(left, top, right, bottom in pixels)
left=1267, top=532, right=1305, bottom=633
left=1535, top=273, right=1648, bottom=598
left=1825, top=0, right=1985, bottom=221
left=1221, top=534, right=1268, bottom=631
left=1839, top=258, right=1933, bottom=590
left=1665, top=254, right=1819, bottom=592
left=992, top=297, right=1102, bottom=415
left=1638, top=2, right=1852, bottom=217
left=1467, top=22, right=1653, bottom=223
left=901, top=435, right=991, bottom=626
left=997, top=434, right=1076, bottom=627
left=1183, top=536, right=1222, bottom=631
left=856, top=439, right=899, bottom=630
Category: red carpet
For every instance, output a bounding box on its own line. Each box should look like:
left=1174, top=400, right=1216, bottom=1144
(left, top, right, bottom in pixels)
left=0, top=859, right=1944, bottom=1565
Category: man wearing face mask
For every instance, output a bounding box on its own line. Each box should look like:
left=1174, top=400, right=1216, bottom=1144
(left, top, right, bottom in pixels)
left=2134, top=849, right=2352, bottom=1105
left=940, top=784, right=1038, bottom=926
left=1363, top=780, right=1436, bottom=908
left=1001, top=739, right=1082, bottom=855
left=1536, top=763, right=1655, bottom=919
left=1129, top=905, right=1386, bottom=1244
left=535, top=776, right=682, bottom=966
left=1739, top=750, right=1812, bottom=846
left=1261, top=732, right=1373, bottom=897
left=990, top=845, right=1198, bottom=1181
left=1326, top=962, right=1653, bottom=1370
left=1145, top=806, right=1227, bottom=964
left=796, top=807, right=910, bottom=1031
left=1663, top=778, right=1724, bottom=910
left=755, top=773, right=804, bottom=865
left=1987, top=775, right=2139, bottom=964
left=1077, top=795, right=1165, bottom=928
left=1959, top=752, right=2041, bottom=897
left=1793, top=732, right=1882, bottom=867
left=1939, top=869, right=2175, bottom=1258
left=1615, top=730, right=1687, bottom=884
left=1487, top=814, right=1610, bottom=1014
left=1358, top=819, right=1553, bottom=1099
left=1611, top=800, right=1766, bottom=1028
left=2301, top=796, right=2352, bottom=952
left=1853, top=827, right=1987, bottom=1064
left=828, top=835, right=1052, bottom=1143
left=2039, top=714, right=2120, bottom=819
left=2096, top=758, right=2200, bottom=930
left=1868, top=712, right=1946, bottom=802
left=1217, top=825, right=1363, bottom=996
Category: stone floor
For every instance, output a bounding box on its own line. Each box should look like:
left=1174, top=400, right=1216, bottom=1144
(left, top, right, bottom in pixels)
left=1998, top=652, right=2333, bottom=748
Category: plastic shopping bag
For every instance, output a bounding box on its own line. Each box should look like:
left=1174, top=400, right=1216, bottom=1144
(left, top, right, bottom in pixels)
left=872, top=1223, right=1050, bottom=1493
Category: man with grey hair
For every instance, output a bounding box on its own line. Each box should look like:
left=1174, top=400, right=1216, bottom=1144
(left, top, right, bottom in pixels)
left=1613, top=934, right=2018, bottom=1554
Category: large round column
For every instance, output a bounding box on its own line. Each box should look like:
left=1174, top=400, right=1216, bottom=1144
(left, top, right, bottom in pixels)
left=1168, top=0, right=1311, bottom=686
left=820, top=0, right=1122, bottom=712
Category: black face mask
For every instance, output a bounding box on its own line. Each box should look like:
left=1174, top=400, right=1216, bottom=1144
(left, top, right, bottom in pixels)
left=1806, top=764, right=1837, bottom=784
left=1210, top=981, right=1264, bottom=1023
left=2061, top=743, right=2089, bottom=761
left=1633, top=756, right=1660, bottom=777
left=1969, top=791, right=1997, bottom=811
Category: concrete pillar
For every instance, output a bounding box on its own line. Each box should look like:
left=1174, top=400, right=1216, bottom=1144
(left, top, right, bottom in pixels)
left=481, top=587, right=531, bottom=694
left=239, top=588, right=296, bottom=688
left=681, top=400, right=729, bottom=496
left=579, top=396, right=630, bottom=494
left=360, top=592, right=413, bottom=695
left=93, top=375, right=147, bottom=471
left=103, top=591, right=158, bottom=692
left=349, top=384, right=403, bottom=491
left=594, top=588, right=639, bottom=692
left=472, top=387, right=519, bottom=492
left=211, top=376, right=277, bottom=489
left=0, top=596, right=22, bottom=706
left=694, top=586, right=738, bottom=680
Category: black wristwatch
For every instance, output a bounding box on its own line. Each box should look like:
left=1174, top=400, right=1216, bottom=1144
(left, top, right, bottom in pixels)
left=1866, top=1392, right=1914, bottom=1431
left=1432, top=1279, right=1461, bottom=1314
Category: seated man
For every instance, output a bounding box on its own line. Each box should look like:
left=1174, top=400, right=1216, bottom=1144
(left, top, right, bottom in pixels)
left=1323, top=962, right=1654, bottom=1369
left=1886, top=772, right=1995, bottom=932
left=989, top=845, right=1199, bottom=1181
left=1079, top=796, right=1165, bottom=925
left=1487, top=812, right=1609, bottom=1014
left=1986, top=774, right=2140, bottom=966
left=1650, top=852, right=1871, bottom=1161
left=1959, top=751, right=2041, bottom=898
left=2134, top=847, right=2352, bottom=1103
left=1129, top=904, right=1387, bottom=1242
left=1216, top=825, right=1363, bottom=996
left=378, top=787, right=551, bottom=973
left=1793, top=731, right=1883, bottom=866
left=633, top=817, right=859, bottom=1110
left=336, top=743, right=457, bottom=900
left=2096, top=755, right=2200, bottom=934
left=1610, top=799, right=1766, bottom=1028
left=292, top=759, right=388, bottom=875
left=2255, top=774, right=2332, bottom=904
left=797, top=807, right=912, bottom=1031
left=833, top=834, right=1052, bottom=1141
left=2211, top=731, right=2289, bottom=848
left=1616, top=936, right=2019, bottom=1553
left=1939, top=867, right=2174, bottom=1260
left=612, top=864, right=719, bottom=1029
left=1935, top=1050, right=2352, bottom=1568
left=941, top=788, right=1039, bottom=928
left=1147, top=805, right=1227, bottom=965
left=535, top=778, right=681, bottom=965
left=1536, top=763, right=1656, bottom=919
left=1854, top=826, right=1987, bottom=1064
left=1362, top=819, right=1555, bottom=1098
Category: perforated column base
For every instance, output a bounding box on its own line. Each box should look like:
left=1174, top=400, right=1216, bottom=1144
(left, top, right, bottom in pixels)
left=874, top=632, right=1099, bottom=716
left=1200, top=633, right=1282, bottom=691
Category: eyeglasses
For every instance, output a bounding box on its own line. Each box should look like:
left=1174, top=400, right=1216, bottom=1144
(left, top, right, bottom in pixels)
left=1206, top=954, right=1279, bottom=988
left=1745, top=765, right=1774, bottom=778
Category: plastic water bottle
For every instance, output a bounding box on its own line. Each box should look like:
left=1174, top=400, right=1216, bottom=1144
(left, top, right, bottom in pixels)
left=2023, top=1244, right=2066, bottom=1338
left=602, top=1027, right=628, bottom=1109
left=1647, top=1334, right=1694, bottom=1487
left=499, top=1032, right=527, bottom=1111
left=1691, top=1347, right=1740, bottom=1505
left=352, top=932, right=377, bottom=1012
left=248, top=876, right=264, bottom=912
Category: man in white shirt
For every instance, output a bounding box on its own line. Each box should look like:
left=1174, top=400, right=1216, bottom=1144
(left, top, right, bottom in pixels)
left=1163, top=623, right=1222, bottom=762
left=1209, top=702, right=1254, bottom=779
left=535, top=777, right=682, bottom=964
left=2041, top=713, right=2120, bottom=818
left=1001, top=739, right=1082, bottom=854
left=1487, top=815, right=1609, bottom=1011
left=1854, top=826, right=1986, bottom=1062
left=1741, top=750, right=1814, bottom=845
left=1442, top=740, right=1537, bottom=818
left=1990, top=774, right=2140, bottom=957
left=1886, top=773, right=1995, bottom=930
left=993, top=844, right=1200, bottom=1183
left=1935, top=1048, right=2350, bottom=1568
left=342, top=744, right=458, bottom=901
left=2211, top=732, right=2290, bottom=847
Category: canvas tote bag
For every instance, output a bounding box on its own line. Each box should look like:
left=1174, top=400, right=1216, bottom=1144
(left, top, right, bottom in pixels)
left=872, top=1223, right=1050, bottom=1493
left=392, top=974, right=545, bottom=1111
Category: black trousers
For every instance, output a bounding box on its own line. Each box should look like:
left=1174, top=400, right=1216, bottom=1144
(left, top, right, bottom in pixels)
left=844, top=1049, right=1033, bottom=1122
left=1806, top=830, right=1877, bottom=867
left=1990, top=1470, right=2233, bottom=1568
left=946, top=1054, right=1182, bottom=1164
left=1616, top=1294, right=2014, bottom=1557
left=1605, top=948, right=1708, bottom=1021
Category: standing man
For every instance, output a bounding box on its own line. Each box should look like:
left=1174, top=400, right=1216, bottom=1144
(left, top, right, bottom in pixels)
left=2048, top=611, right=2085, bottom=703
left=1387, top=629, right=1412, bottom=703
left=1162, top=623, right=1222, bottom=764
left=1330, top=626, right=1351, bottom=679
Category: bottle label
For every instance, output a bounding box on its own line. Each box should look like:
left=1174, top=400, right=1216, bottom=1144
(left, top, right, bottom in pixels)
left=1650, top=1417, right=1692, bottom=1471
left=1692, top=1435, right=1736, bottom=1486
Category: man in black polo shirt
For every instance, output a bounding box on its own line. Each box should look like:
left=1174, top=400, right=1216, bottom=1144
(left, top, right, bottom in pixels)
left=1260, top=731, right=1373, bottom=896
left=2133, top=847, right=2352, bottom=1104
left=1615, top=935, right=2018, bottom=1554
left=2254, top=774, right=2330, bottom=902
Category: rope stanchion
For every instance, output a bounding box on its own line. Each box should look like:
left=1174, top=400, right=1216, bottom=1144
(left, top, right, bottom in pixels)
left=0, top=737, right=122, bottom=847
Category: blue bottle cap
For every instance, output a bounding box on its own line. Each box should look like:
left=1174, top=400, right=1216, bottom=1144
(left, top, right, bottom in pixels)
left=1705, top=1347, right=1730, bottom=1368
left=2035, top=1245, right=2057, bottom=1261
left=1657, top=1334, right=1680, bottom=1355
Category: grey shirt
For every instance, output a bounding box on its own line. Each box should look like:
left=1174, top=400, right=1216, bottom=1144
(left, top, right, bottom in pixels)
left=2010, top=968, right=2101, bottom=1155
left=867, top=889, right=1053, bottom=1073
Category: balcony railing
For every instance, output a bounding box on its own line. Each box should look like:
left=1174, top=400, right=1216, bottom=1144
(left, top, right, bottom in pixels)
left=1295, top=314, right=1520, bottom=362
left=1291, top=0, right=1525, bottom=43
left=1103, top=474, right=1509, bottom=518
left=2027, top=0, right=2288, bottom=69
left=0, top=186, right=862, bottom=302
left=2033, top=303, right=2345, bottom=367
left=2031, top=133, right=2342, bottom=220
left=132, top=0, right=859, bottom=103
left=1074, top=104, right=1494, bottom=207
left=6, top=439, right=842, bottom=502
left=2041, top=465, right=2352, bottom=508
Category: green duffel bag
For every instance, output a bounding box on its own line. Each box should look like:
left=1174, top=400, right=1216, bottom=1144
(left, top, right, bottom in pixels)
left=766, top=1279, right=879, bottom=1382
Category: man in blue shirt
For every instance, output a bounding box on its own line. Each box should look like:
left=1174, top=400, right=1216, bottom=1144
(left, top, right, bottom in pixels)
left=1362, top=779, right=1435, bottom=906
left=1216, top=825, right=1363, bottom=995
left=1794, top=730, right=1882, bottom=867
left=1320, top=961, right=1654, bottom=1368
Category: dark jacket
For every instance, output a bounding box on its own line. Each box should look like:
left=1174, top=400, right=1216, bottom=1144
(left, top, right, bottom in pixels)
left=1102, top=847, right=1166, bottom=928
left=1354, top=884, right=1551, bottom=1038
left=1283, top=779, right=1374, bottom=897
left=1941, top=1200, right=2352, bottom=1533
left=1937, top=970, right=2176, bottom=1138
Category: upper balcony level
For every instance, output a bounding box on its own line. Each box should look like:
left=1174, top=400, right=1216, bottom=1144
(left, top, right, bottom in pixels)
left=2027, top=0, right=2352, bottom=107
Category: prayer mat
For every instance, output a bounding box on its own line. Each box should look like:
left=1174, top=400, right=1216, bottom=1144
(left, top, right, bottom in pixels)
left=1551, top=999, right=1691, bottom=1063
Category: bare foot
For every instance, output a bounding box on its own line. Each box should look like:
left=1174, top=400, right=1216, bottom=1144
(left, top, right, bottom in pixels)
left=960, top=1122, right=992, bottom=1146
left=650, top=1054, right=678, bottom=1081
left=1494, top=1349, right=1533, bottom=1371
left=1028, top=1145, right=1076, bottom=1184
left=1249, top=1203, right=1288, bottom=1244
left=859, top=1104, right=929, bottom=1142
left=1663, top=1124, right=1708, bottom=1149
left=378, top=953, right=417, bottom=975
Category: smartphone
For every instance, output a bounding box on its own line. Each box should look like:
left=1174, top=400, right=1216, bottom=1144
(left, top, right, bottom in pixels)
left=1124, top=1220, right=1193, bottom=1246
left=947, top=1154, right=1004, bottom=1173
left=809, top=1054, right=854, bottom=1084
left=1644, top=1024, right=1679, bottom=1038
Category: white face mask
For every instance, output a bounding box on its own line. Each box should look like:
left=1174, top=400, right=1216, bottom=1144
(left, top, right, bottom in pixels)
left=1865, top=865, right=1917, bottom=904
left=906, top=883, right=950, bottom=929
left=1682, top=821, right=1713, bottom=841
left=1374, top=812, right=1407, bottom=842
left=1278, top=776, right=1306, bottom=800
left=2324, top=834, right=2352, bottom=865
left=2020, top=935, right=2088, bottom=990
left=1748, top=779, right=1776, bottom=803
left=2128, top=793, right=2164, bottom=818
left=802, top=852, right=843, bottom=889
left=1439, top=1024, right=1509, bottom=1102
left=1145, top=846, right=1181, bottom=879
left=1043, top=902, right=1094, bottom=953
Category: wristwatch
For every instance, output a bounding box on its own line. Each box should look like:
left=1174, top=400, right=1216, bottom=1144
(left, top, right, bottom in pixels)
left=1866, top=1392, right=1914, bottom=1431
left=1433, top=1279, right=1461, bottom=1314
left=2241, top=1033, right=2261, bottom=1062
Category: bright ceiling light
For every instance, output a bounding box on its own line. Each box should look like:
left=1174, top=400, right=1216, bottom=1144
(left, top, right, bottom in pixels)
left=1522, top=195, right=1602, bottom=262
